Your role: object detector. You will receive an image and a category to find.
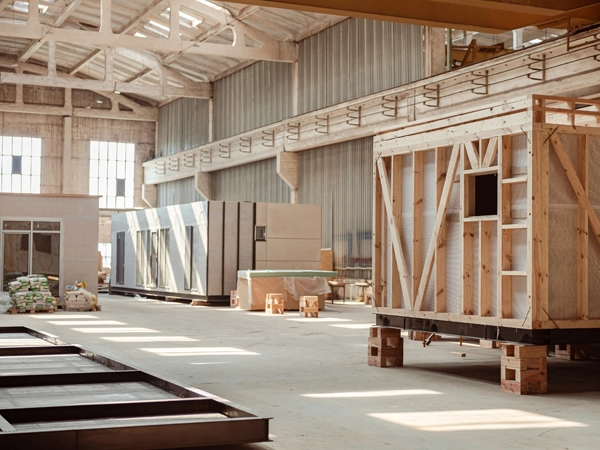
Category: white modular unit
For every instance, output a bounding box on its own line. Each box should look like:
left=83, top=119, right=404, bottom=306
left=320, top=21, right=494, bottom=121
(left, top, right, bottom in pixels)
left=110, top=201, right=321, bottom=304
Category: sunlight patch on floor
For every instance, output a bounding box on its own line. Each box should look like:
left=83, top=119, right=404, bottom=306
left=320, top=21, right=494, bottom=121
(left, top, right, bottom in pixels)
left=369, top=409, right=587, bottom=431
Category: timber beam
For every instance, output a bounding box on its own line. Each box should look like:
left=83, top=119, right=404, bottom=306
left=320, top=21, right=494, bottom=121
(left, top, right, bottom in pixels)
left=143, top=26, right=600, bottom=183
left=227, top=0, right=600, bottom=33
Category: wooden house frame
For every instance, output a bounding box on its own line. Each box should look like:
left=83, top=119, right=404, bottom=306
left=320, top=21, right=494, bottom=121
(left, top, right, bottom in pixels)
left=372, top=94, right=600, bottom=345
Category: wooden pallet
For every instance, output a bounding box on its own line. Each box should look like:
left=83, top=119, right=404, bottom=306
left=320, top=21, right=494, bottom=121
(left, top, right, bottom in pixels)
left=65, top=304, right=102, bottom=312
left=8, top=308, right=55, bottom=314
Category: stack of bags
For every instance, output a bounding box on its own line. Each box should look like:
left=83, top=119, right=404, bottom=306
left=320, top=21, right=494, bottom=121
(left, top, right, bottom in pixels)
left=63, top=285, right=97, bottom=311
left=8, top=275, right=57, bottom=312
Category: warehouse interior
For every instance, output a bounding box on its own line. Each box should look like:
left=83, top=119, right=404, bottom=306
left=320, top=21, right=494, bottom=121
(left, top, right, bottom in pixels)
left=2, top=0, right=600, bottom=448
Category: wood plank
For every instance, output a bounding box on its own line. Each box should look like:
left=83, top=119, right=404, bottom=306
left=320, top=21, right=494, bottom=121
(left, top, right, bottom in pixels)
left=500, top=136, right=513, bottom=318
left=463, top=221, right=475, bottom=315
left=373, top=159, right=383, bottom=307
left=381, top=158, right=389, bottom=309
left=413, top=152, right=424, bottom=301
left=377, top=158, right=412, bottom=306
left=414, top=144, right=460, bottom=312
left=464, top=140, right=480, bottom=169
left=482, top=136, right=499, bottom=168
left=435, top=147, right=447, bottom=313
left=480, top=221, right=492, bottom=316
left=577, top=134, right=589, bottom=320
left=391, top=155, right=403, bottom=309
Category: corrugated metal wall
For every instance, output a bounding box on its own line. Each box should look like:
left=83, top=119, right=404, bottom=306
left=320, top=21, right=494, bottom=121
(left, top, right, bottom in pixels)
left=213, top=158, right=290, bottom=203
left=157, top=98, right=210, bottom=206
left=157, top=98, right=210, bottom=157
left=213, top=61, right=294, bottom=140
left=298, top=18, right=423, bottom=114
left=158, top=178, right=204, bottom=207
left=298, top=137, right=372, bottom=279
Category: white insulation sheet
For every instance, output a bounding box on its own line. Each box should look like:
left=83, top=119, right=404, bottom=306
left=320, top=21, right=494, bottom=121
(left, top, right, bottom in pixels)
left=422, top=150, right=437, bottom=312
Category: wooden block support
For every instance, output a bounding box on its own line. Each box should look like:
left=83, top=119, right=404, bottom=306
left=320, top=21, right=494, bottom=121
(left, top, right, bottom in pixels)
left=368, top=326, right=403, bottom=368
left=409, top=331, right=442, bottom=342
left=501, top=344, right=547, bottom=395
left=265, top=293, right=284, bottom=315
left=230, top=290, right=239, bottom=308
left=299, top=295, right=319, bottom=318
left=553, top=344, right=591, bottom=361
left=480, top=340, right=501, bottom=349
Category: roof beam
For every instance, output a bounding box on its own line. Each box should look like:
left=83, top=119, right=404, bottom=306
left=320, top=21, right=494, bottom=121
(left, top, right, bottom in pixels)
left=0, top=71, right=212, bottom=98
left=225, top=0, right=600, bottom=32
left=0, top=22, right=296, bottom=62
left=69, top=0, right=169, bottom=76
left=0, top=101, right=157, bottom=121
left=18, top=0, right=84, bottom=63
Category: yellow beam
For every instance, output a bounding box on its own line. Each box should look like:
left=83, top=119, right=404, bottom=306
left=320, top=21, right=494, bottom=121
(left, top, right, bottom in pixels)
left=231, top=0, right=600, bottom=32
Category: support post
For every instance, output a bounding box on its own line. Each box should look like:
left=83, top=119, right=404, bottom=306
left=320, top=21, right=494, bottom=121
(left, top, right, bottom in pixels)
left=423, top=27, right=446, bottom=77
left=435, top=147, right=446, bottom=312
left=276, top=152, right=298, bottom=203
left=141, top=184, right=157, bottom=208
left=62, top=116, right=72, bottom=194
left=501, top=344, right=547, bottom=395
left=577, top=135, right=589, bottom=320
left=194, top=171, right=213, bottom=200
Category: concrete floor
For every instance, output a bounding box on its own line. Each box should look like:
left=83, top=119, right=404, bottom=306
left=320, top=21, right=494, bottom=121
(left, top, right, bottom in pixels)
left=3, top=294, right=600, bottom=450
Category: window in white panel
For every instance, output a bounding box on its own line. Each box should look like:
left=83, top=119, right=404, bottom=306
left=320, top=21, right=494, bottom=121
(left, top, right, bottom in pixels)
left=89, top=141, right=136, bottom=209
left=0, top=136, right=42, bottom=193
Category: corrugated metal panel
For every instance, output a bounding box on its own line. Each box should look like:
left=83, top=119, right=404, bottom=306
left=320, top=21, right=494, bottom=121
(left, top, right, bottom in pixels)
left=158, top=178, right=204, bottom=207
left=213, top=158, right=290, bottom=203
left=157, top=98, right=210, bottom=157
left=298, top=18, right=423, bottom=114
left=298, top=137, right=372, bottom=279
left=213, top=61, right=294, bottom=140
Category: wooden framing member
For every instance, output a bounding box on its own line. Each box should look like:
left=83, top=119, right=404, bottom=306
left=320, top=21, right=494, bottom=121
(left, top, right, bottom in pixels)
left=373, top=157, right=384, bottom=307
left=414, top=144, right=460, bottom=312
left=577, top=134, right=589, bottom=321
left=479, top=220, right=492, bottom=316
left=435, top=147, right=447, bottom=312
left=391, top=155, right=403, bottom=308
left=460, top=144, right=474, bottom=315
left=377, top=158, right=412, bottom=306
left=413, top=152, right=424, bottom=301
left=500, top=136, right=513, bottom=318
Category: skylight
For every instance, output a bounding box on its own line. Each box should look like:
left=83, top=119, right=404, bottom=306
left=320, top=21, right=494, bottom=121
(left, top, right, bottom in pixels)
left=12, top=1, right=49, bottom=14
left=160, top=7, right=203, bottom=28
left=194, top=0, right=229, bottom=14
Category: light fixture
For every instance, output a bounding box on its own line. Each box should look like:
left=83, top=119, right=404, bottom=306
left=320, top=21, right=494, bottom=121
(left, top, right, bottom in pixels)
left=10, top=61, right=18, bottom=67
left=114, top=90, right=121, bottom=95
left=96, top=100, right=103, bottom=104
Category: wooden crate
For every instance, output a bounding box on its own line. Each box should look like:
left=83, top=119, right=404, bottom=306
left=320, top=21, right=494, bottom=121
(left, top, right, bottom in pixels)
left=372, top=95, right=600, bottom=345
left=299, top=296, right=319, bottom=318
left=265, top=293, right=284, bottom=315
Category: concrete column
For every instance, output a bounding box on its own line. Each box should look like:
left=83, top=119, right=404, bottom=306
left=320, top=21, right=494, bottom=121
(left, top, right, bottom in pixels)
left=62, top=116, right=72, bottom=194
left=424, top=27, right=446, bottom=77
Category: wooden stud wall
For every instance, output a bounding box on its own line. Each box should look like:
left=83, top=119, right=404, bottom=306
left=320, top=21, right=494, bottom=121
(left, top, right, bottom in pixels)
left=374, top=95, right=600, bottom=332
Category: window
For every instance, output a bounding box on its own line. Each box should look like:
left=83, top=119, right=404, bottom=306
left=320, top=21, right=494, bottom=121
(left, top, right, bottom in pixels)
left=184, top=226, right=197, bottom=290
left=474, top=174, right=498, bottom=216
left=116, top=232, right=125, bottom=284
left=89, top=141, right=135, bottom=209
left=98, top=243, right=112, bottom=270
left=2, top=220, right=60, bottom=295
left=0, top=136, right=42, bottom=193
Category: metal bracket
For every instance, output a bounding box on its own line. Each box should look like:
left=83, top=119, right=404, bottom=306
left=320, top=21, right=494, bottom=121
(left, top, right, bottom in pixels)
left=183, top=153, right=196, bottom=168
left=262, top=130, right=275, bottom=147
left=200, top=148, right=212, bottom=164
left=382, top=95, right=399, bottom=118
left=218, top=143, right=231, bottom=159
left=346, top=105, right=362, bottom=127
left=287, top=122, right=300, bottom=141
left=527, top=54, right=546, bottom=82
left=471, top=70, right=489, bottom=95
left=168, top=157, right=179, bottom=171
left=423, top=84, right=440, bottom=107
left=154, top=160, right=166, bottom=175
left=315, top=114, right=330, bottom=134
left=240, top=137, right=252, bottom=153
